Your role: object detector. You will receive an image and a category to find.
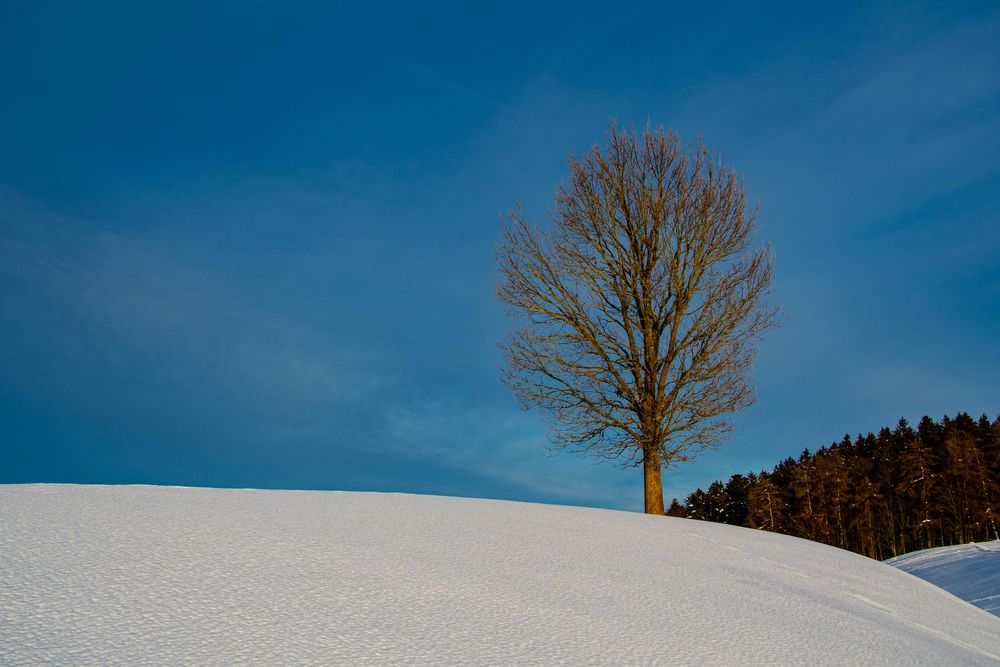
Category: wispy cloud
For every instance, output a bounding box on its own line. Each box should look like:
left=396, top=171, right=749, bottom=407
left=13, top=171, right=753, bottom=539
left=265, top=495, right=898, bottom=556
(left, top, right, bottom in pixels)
left=384, top=397, right=636, bottom=509
left=0, top=193, right=391, bottom=436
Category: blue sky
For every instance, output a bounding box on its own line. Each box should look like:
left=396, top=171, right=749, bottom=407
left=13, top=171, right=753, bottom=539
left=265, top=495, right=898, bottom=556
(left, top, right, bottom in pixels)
left=2, top=1, right=998, bottom=510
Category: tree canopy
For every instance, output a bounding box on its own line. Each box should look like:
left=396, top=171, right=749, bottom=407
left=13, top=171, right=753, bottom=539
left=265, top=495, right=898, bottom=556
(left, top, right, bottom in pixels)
left=497, top=124, right=779, bottom=513
left=673, top=412, right=1000, bottom=559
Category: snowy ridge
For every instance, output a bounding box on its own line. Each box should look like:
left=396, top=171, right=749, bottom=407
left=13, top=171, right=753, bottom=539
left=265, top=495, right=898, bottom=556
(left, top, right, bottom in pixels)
left=2, top=484, right=1000, bottom=665
left=887, top=540, right=1000, bottom=617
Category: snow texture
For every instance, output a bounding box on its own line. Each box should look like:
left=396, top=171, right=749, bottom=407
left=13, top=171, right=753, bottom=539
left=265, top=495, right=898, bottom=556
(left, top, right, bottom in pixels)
left=887, top=540, right=1000, bottom=618
left=2, top=484, right=999, bottom=665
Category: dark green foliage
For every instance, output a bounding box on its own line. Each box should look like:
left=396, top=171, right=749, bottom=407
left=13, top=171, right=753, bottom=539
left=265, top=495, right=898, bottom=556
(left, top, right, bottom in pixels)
left=670, top=412, right=1000, bottom=559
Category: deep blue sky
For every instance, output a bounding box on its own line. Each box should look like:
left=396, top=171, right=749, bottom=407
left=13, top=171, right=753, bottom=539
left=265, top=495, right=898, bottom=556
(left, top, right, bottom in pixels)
left=2, top=1, right=998, bottom=510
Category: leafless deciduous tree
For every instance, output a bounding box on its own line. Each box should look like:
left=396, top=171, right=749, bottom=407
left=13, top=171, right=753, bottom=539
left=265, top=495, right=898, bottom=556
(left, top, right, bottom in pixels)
left=497, top=124, right=780, bottom=514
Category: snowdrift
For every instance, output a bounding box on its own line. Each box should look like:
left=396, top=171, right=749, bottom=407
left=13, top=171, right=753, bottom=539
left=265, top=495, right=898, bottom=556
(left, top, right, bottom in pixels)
left=2, top=485, right=999, bottom=665
left=888, top=540, right=1000, bottom=617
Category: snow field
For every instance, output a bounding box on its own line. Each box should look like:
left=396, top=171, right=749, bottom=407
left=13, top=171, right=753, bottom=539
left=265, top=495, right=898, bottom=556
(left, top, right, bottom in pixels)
left=887, top=539, right=1000, bottom=617
left=2, top=484, right=999, bottom=665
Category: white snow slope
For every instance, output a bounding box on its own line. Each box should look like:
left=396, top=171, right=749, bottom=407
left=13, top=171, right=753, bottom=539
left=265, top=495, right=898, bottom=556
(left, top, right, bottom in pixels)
left=887, top=540, right=1000, bottom=618
left=2, top=485, right=999, bottom=666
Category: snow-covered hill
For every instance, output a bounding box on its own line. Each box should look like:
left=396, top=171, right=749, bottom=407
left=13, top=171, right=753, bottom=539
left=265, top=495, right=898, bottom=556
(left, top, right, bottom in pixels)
left=2, top=485, right=999, bottom=665
left=887, top=540, right=1000, bottom=618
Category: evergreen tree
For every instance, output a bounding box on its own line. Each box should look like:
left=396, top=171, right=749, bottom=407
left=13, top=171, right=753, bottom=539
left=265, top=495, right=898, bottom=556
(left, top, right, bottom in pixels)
left=668, top=412, right=1000, bottom=560
left=747, top=475, right=786, bottom=532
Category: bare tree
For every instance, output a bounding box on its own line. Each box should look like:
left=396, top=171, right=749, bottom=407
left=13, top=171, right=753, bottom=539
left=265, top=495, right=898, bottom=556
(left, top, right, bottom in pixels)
left=497, top=124, right=780, bottom=514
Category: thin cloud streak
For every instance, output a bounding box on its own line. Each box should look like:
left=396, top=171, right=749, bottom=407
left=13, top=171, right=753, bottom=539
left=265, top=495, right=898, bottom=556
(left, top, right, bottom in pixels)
left=0, top=195, right=390, bottom=434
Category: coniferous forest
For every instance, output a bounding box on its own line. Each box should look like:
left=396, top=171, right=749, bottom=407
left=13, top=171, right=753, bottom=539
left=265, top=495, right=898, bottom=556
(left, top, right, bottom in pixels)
left=668, top=412, right=1000, bottom=560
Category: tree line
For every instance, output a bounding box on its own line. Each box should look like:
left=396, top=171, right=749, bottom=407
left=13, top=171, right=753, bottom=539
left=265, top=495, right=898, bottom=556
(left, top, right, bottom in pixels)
left=667, top=412, right=1000, bottom=559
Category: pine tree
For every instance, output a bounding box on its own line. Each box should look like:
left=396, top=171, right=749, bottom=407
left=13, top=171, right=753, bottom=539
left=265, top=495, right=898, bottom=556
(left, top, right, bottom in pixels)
left=668, top=412, right=1000, bottom=560
left=747, top=475, right=786, bottom=532
left=897, top=435, right=938, bottom=550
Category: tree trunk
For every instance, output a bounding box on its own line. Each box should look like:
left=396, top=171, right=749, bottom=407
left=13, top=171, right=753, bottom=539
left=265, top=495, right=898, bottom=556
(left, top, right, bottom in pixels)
left=643, top=447, right=665, bottom=515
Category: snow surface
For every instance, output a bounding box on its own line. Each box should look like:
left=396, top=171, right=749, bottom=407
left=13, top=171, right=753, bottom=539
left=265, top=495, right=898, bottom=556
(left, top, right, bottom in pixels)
left=887, top=540, right=1000, bottom=618
left=2, top=485, right=999, bottom=665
